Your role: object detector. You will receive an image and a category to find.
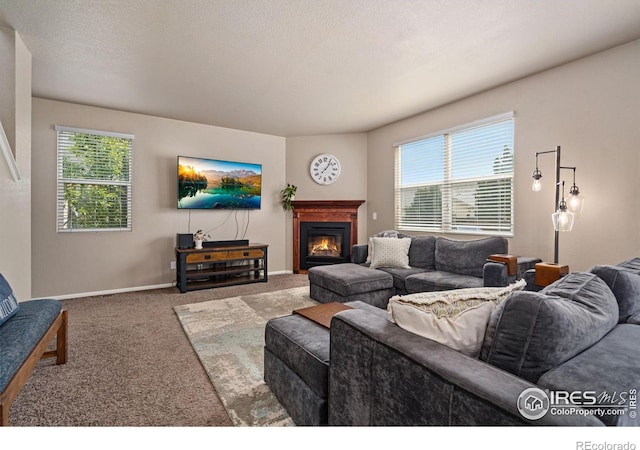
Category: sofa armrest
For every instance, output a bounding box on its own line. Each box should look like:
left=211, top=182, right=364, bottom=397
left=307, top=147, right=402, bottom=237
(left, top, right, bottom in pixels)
left=483, top=262, right=509, bottom=287
left=524, top=268, right=543, bottom=291
left=484, top=255, right=543, bottom=287
left=328, top=309, right=603, bottom=426
left=488, top=254, right=517, bottom=275
left=351, top=244, right=368, bottom=264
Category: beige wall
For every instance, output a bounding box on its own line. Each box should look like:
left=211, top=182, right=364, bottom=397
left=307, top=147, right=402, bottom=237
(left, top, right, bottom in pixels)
left=284, top=134, right=368, bottom=271
left=0, top=29, right=32, bottom=299
left=366, top=39, right=640, bottom=271
left=32, top=99, right=287, bottom=297
left=21, top=37, right=640, bottom=296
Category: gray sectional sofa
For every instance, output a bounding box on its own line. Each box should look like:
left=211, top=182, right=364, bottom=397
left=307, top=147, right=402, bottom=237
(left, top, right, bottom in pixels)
left=329, top=264, right=640, bottom=426
left=354, top=234, right=511, bottom=292
left=265, top=258, right=640, bottom=426
left=308, top=233, right=540, bottom=308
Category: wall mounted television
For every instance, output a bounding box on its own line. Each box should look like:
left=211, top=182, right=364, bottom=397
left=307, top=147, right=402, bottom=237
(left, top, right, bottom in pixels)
left=177, top=156, right=262, bottom=210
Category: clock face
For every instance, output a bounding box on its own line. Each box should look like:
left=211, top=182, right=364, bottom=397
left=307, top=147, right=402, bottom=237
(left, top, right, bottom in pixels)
left=310, top=153, right=341, bottom=185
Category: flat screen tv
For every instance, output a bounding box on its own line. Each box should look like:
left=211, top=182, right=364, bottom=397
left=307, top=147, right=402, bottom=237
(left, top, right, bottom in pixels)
left=177, top=156, right=262, bottom=209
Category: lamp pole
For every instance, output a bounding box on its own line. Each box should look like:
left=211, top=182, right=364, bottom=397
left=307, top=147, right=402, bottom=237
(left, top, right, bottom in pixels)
left=532, top=145, right=582, bottom=285
left=554, top=146, right=561, bottom=264
left=535, top=146, right=562, bottom=264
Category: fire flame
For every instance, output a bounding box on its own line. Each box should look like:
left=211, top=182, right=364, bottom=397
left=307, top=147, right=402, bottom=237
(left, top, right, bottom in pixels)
left=311, top=238, right=339, bottom=255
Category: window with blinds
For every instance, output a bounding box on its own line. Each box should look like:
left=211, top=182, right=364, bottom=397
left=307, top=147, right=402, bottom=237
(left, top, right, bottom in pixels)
left=56, top=126, right=133, bottom=232
left=394, top=114, right=514, bottom=236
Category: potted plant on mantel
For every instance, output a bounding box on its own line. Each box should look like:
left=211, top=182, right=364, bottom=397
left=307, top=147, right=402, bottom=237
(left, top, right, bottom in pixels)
left=280, top=183, right=297, bottom=211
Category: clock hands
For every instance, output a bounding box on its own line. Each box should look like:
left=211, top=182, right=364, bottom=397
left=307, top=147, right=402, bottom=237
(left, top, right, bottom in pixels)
left=320, top=160, right=333, bottom=174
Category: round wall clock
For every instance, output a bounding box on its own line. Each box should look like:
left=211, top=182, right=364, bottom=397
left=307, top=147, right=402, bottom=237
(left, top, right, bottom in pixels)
left=310, top=153, right=341, bottom=185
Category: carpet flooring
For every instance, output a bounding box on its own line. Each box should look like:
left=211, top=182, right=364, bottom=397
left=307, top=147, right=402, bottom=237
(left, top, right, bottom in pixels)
left=8, top=274, right=309, bottom=426
left=174, top=286, right=316, bottom=426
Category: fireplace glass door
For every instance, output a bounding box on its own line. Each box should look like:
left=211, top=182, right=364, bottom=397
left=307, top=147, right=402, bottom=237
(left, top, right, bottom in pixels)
left=300, top=222, right=350, bottom=270
left=308, top=234, right=343, bottom=258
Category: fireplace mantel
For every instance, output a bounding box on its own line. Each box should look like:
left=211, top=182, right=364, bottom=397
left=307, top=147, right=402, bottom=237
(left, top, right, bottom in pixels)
left=291, top=200, right=366, bottom=211
left=292, top=200, right=365, bottom=274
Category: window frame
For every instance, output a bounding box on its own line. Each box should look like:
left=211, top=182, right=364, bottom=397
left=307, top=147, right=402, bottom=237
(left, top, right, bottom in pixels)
left=55, top=125, right=134, bottom=233
left=393, top=112, right=514, bottom=237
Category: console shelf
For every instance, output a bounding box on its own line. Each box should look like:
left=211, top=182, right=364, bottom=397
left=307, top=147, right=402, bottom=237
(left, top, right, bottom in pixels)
left=175, top=243, right=268, bottom=293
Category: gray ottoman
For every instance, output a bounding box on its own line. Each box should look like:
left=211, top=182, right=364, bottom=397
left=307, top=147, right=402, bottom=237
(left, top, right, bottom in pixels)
left=264, top=301, right=388, bottom=426
left=308, top=263, right=394, bottom=309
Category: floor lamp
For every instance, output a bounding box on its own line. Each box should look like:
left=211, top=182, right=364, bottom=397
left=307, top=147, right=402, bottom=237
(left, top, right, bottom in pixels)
left=531, top=146, right=584, bottom=264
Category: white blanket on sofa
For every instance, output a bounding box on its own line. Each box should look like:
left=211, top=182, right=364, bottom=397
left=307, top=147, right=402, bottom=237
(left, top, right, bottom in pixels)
left=387, top=279, right=526, bottom=356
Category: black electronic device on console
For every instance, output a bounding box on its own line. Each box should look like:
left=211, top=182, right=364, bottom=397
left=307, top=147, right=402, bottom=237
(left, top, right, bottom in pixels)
left=203, top=239, right=250, bottom=248
left=176, top=233, right=194, bottom=249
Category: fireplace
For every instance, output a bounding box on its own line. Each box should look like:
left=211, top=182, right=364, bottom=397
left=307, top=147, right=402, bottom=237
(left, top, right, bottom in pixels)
left=292, top=200, right=365, bottom=273
left=299, top=222, right=351, bottom=270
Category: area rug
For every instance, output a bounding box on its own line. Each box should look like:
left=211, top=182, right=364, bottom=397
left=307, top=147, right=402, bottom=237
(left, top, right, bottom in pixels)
left=174, top=286, right=317, bottom=426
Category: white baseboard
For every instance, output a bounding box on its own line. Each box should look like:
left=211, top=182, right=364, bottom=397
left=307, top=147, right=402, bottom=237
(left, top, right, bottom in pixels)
left=269, top=270, right=294, bottom=275
left=38, top=270, right=300, bottom=300
left=36, top=283, right=175, bottom=300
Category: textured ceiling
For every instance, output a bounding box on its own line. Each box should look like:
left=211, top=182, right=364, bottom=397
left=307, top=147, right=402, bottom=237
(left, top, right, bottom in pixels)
left=1, top=0, right=640, bottom=137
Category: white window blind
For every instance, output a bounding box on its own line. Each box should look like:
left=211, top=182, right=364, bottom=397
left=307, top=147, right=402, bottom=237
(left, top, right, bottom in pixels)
left=56, top=126, right=133, bottom=232
left=394, top=115, right=514, bottom=236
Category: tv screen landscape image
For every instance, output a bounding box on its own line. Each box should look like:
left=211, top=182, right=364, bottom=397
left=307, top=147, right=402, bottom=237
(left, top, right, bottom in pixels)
left=178, top=156, right=262, bottom=209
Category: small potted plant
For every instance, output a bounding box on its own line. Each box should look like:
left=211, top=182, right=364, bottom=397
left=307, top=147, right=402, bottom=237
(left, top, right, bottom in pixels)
left=193, top=229, right=210, bottom=249
left=280, top=183, right=297, bottom=211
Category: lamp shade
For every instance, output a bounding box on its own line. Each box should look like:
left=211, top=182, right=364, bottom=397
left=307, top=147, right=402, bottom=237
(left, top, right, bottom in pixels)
left=552, top=208, right=575, bottom=232
left=568, top=193, right=584, bottom=215
left=532, top=178, right=542, bottom=192
left=531, top=167, right=543, bottom=192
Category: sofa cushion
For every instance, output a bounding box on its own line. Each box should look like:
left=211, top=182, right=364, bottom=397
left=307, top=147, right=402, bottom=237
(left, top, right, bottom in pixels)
left=377, top=266, right=430, bottom=293
left=407, top=236, right=436, bottom=269
left=538, top=324, right=640, bottom=426
left=590, top=265, right=640, bottom=323
left=369, top=237, right=412, bottom=270
left=405, top=271, right=484, bottom=293
left=480, top=272, right=619, bottom=383
left=0, top=273, right=20, bottom=327
left=435, top=237, right=507, bottom=277
left=388, top=280, right=526, bottom=357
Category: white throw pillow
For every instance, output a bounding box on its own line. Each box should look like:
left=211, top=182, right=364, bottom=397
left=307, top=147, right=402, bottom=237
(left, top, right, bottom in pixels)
left=366, top=230, right=399, bottom=264
left=369, top=237, right=411, bottom=269
left=387, top=280, right=526, bottom=357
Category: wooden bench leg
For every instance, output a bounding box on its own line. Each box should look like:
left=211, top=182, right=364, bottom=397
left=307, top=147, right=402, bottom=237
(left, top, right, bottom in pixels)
left=0, top=402, right=8, bottom=426
left=56, top=309, right=68, bottom=365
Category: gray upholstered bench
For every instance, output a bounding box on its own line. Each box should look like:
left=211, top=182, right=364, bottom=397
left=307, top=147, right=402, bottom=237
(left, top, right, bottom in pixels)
left=263, top=300, right=388, bottom=426
left=308, top=263, right=394, bottom=309
left=0, top=274, right=67, bottom=426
